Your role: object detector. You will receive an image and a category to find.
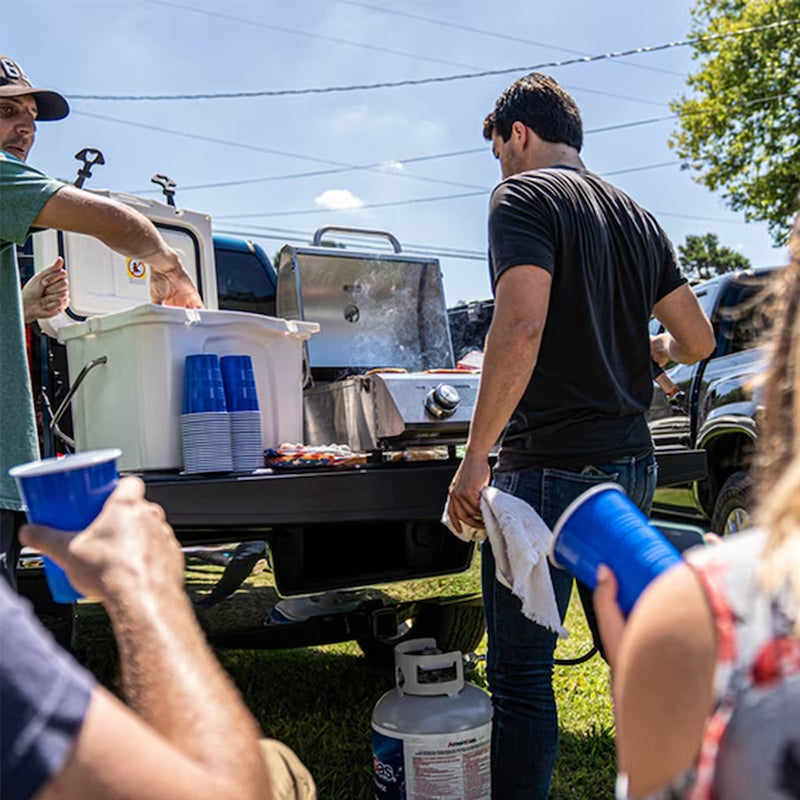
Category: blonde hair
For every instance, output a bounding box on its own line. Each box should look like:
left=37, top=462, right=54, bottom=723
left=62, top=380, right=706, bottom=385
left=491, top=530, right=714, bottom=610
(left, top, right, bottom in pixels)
left=754, top=214, right=800, bottom=626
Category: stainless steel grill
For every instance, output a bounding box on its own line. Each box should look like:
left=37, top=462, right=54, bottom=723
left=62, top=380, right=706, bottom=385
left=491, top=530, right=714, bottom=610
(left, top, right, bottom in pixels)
left=276, top=227, right=480, bottom=450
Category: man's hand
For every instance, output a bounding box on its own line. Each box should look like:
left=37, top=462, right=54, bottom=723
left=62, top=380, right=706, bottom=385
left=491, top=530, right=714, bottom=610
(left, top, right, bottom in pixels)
left=21, top=257, right=69, bottom=324
left=592, top=564, right=626, bottom=673
left=19, top=477, right=184, bottom=603
left=650, top=333, right=672, bottom=368
left=447, top=451, right=491, bottom=534
left=149, top=250, right=203, bottom=309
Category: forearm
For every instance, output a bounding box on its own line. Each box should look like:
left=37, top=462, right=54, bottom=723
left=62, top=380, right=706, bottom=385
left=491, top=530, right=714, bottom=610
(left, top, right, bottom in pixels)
left=104, top=585, right=267, bottom=794
left=668, top=332, right=711, bottom=364
left=95, top=211, right=179, bottom=274
left=33, top=186, right=180, bottom=274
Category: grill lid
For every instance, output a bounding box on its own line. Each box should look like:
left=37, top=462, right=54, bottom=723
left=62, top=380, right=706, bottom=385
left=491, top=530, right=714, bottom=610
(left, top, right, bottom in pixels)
left=276, top=227, right=455, bottom=374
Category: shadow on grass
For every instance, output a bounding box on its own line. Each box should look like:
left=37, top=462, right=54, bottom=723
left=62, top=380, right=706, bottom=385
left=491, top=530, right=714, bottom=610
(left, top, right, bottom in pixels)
left=221, top=647, right=393, bottom=800
left=70, top=554, right=614, bottom=800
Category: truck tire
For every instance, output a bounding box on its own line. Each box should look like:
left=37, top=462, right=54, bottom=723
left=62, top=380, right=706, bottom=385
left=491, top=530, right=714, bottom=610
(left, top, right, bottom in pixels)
left=358, top=602, right=486, bottom=667
left=710, top=471, right=752, bottom=536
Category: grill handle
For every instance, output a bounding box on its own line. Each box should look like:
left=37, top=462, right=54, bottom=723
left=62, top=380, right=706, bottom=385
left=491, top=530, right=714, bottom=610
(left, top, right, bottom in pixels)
left=311, top=226, right=402, bottom=253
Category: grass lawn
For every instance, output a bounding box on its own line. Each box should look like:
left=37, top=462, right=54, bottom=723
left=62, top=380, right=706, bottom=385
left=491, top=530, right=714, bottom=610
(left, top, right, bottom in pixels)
left=71, top=546, right=616, bottom=799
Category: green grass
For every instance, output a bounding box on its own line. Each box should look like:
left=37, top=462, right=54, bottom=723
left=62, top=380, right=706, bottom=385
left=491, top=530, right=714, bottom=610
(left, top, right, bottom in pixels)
left=71, top=549, right=616, bottom=799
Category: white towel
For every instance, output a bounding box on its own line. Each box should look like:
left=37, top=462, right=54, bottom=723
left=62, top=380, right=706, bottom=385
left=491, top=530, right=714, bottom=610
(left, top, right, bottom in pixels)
left=442, top=487, right=567, bottom=638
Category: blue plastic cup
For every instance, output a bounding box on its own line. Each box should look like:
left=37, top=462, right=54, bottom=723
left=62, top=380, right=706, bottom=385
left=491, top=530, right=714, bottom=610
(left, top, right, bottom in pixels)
left=183, top=354, right=228, bottom=414
left=549, top=483, right=682, bottom=615
left=220, top=355, right=260, bottom=412
left=9, top=448, right=122, bottom=604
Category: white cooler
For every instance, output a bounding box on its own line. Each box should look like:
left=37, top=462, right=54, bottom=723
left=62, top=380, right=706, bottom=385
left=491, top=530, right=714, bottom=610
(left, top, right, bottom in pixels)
left=58, top=304, right=319, bottom=472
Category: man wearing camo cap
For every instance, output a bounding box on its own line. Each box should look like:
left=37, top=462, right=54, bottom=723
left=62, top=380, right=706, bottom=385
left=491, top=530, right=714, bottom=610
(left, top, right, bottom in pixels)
left=0, top=56, right=316, bottom=800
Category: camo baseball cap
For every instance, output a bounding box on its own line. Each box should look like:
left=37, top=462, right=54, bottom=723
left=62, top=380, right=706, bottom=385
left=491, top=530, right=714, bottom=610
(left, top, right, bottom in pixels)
left=0, top=56, right=69, bottom=120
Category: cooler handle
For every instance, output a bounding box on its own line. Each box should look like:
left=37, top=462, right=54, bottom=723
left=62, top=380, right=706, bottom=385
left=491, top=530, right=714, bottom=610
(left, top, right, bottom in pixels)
left=50, top=356, right=108, bottom=432
left=311, top=226, right=402, bottom=253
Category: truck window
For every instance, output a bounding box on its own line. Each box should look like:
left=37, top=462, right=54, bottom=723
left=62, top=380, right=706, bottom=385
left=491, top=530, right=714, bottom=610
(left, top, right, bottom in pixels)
left=717, top=276, right=774, bottom=355
left=216, top=249, right=276, bottom=317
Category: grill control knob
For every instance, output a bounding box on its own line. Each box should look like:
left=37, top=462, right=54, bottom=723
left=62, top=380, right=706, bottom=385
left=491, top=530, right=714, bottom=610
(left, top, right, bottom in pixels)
left=425, top=383, right=460, bottom=419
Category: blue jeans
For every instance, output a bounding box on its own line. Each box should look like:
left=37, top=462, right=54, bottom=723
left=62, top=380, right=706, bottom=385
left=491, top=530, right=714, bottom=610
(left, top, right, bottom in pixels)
left=482, top=451, right=657, bottom=800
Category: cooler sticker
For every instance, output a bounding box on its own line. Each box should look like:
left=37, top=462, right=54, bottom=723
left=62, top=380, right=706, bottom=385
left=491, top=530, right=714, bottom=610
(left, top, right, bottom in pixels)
left=126, top=259, right=147, bottom=280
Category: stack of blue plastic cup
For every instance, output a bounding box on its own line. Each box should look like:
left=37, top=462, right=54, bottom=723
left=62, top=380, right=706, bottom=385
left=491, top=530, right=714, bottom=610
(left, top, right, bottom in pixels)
left=549, top=483, right=682, bottom=616
left=220, top=355, right=263, bottom=472
left=9, top=448, right=122, bottom=603
left=181, top=354, right=233, bottom=473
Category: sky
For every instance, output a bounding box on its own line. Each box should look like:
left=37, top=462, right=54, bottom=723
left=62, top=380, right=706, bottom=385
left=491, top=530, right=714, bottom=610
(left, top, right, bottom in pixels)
left=7, top=0, right=788, bottom=306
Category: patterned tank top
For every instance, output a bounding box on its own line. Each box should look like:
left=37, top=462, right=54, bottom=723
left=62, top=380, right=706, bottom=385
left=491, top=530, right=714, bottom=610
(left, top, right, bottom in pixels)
left=616, top=529, right=800, bottom=800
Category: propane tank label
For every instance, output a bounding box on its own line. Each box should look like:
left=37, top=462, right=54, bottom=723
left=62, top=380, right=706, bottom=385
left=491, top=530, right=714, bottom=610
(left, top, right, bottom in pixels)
left=373, top=722, right=491, bottom=800
left=126, top=258, right=147, bottom=281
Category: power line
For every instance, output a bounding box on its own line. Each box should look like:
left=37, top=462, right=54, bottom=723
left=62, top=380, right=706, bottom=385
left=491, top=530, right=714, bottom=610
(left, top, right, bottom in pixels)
left=106, top=115, right=676, bottom=197
left=144, top=0, right=481, bottom=71
left=214, top=191, right=489, bottom=219
left=78, top=86, right=793, bottom=201
left=602, top=160, right=677, bottom=177
left=213, top=225, right=488, bottom=261
left=652, top=211, right=747, bottom=225
left=73, top=109, right=358, bottom=167
left=335, top=0, right=685, bottom=77
left=68, top=19, right=800, bottom=101
left=210, top=160, right=679, bottom=220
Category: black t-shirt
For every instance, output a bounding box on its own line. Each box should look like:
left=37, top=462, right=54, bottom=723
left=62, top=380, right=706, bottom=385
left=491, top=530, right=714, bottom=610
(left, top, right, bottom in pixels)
left=488, top=165, right=686, bottom=470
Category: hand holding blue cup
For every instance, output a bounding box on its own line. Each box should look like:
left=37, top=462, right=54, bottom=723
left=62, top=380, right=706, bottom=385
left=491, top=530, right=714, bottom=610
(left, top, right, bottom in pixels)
left=549, top=483, right=682, bottom=616
left=9, top=448, right=122, bottom=603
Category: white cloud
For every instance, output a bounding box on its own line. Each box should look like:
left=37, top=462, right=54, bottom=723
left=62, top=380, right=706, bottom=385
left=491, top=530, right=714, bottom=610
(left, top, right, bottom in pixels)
left=314, top=189, right=364, bottom=210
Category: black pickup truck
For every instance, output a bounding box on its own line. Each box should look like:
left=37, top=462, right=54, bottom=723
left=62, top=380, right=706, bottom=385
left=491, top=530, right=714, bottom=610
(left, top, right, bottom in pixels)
left=448, top=267, right=779, bottom=535
left=647, top=268, right=777, bottom=533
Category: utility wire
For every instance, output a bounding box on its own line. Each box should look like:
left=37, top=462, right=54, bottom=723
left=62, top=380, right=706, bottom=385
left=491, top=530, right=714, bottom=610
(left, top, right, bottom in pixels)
left=602, top=160, right=677, bottom=177
left=140, top=0, right=674, bottom=107
left=68, top=19, right=800, bottom=101
left=100, top=112, right=676, bottom=197
left=211, top=161, right=680, bottom=219
left=214, top=191, right=488, bottom=219
left=115, top=86, right=792, bottom=194
left=136, top=148, right=489, bottom=194
left=214, top=225, right=488, bottom=260
left=335, top=0, right=685, bottom=77
left=144, top=0, right=481, bottom=71
left=215, top=221, right=481, bottom=257
left=84, top=86, right=791, bottom=198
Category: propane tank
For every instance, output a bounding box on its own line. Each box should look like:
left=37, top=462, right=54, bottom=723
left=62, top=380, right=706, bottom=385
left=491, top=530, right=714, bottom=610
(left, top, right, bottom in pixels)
left=371, top=638, right=492, bottom=800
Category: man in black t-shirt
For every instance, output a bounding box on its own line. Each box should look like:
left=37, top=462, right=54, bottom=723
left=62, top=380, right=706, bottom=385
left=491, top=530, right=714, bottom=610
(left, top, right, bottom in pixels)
left=447, top=73, right=715, bottom=800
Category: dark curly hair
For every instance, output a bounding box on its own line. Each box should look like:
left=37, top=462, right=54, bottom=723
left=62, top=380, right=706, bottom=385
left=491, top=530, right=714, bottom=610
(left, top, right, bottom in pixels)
left=483, top=72, right=583, bottom=151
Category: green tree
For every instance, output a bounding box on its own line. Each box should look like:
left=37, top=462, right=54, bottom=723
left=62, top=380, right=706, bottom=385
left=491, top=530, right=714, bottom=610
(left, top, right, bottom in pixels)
left=670, top=1, right=800, bottom=244
left=677, top=232, right=751, bottom=280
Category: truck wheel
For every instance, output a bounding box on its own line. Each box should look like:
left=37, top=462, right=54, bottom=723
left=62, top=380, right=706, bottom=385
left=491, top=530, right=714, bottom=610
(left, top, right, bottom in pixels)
left=710, top=471, right=752, bottom=536
left=358, top=602, right=486, bottom=667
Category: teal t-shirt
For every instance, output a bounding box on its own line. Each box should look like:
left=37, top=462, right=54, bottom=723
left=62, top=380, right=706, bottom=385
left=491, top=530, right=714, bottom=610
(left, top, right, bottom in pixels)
left=0, top=152, right=64, bottom=510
